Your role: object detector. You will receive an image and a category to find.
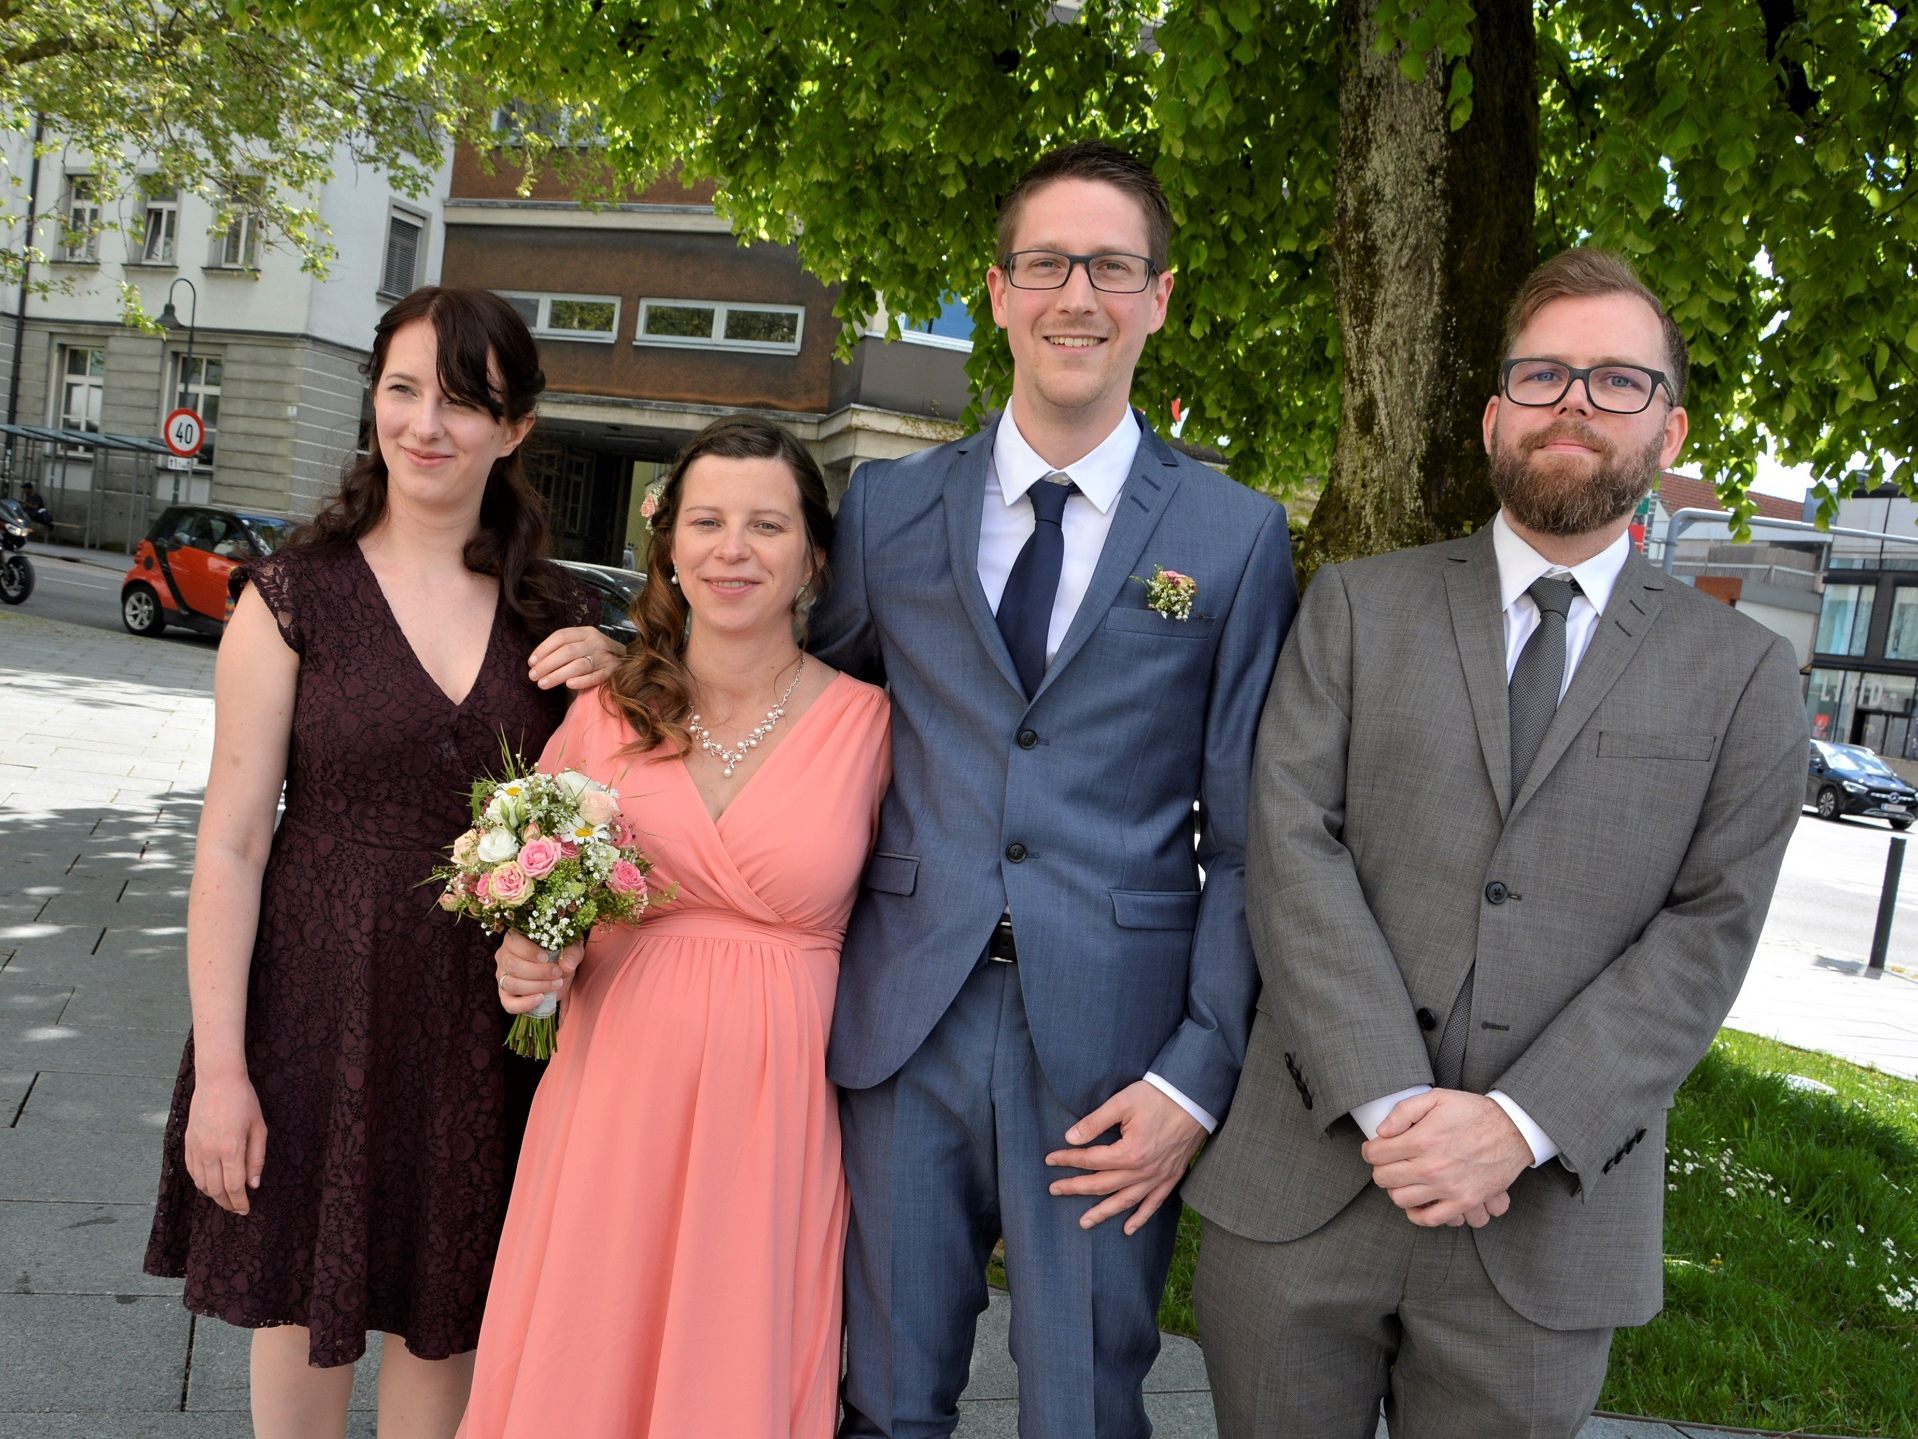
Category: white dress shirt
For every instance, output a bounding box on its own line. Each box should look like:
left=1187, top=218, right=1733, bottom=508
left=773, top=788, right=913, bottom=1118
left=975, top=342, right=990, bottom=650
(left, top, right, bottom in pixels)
left=979, top=404, right=1219, bottom=1133
left=1350, top=511, right=1632, bottom=1168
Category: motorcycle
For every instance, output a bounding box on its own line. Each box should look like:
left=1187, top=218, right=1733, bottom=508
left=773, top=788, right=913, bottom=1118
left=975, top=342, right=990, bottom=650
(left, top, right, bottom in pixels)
left=0, top=497, right=36, bottom=604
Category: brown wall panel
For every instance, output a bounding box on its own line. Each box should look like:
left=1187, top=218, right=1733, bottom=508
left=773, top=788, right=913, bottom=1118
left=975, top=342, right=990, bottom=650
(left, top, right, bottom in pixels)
left=450, top=145, right=717, bottom=207
left=441, top=226, right=840, bottom=412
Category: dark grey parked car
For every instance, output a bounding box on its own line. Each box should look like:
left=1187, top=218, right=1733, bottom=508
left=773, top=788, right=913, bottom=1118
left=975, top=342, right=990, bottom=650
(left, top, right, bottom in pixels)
left=558, top=560, right=645, bottom=645
left=1806, top=740, right=1917, bottom=831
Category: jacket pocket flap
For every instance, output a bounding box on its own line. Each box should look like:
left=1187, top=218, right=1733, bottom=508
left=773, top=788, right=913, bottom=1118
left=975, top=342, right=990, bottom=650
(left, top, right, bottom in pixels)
left=863, top=852, right=919, bottom=896
left=1597, top=731, right=1719, bottom=761
left=1102, top=607, right=1217, bottom=636
left=1111, top=888, right=1201, bottom=930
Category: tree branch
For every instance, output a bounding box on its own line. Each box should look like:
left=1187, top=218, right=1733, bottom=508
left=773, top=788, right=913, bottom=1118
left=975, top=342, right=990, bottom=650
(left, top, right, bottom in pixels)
left=1755, top=0, right=1821, bottom=118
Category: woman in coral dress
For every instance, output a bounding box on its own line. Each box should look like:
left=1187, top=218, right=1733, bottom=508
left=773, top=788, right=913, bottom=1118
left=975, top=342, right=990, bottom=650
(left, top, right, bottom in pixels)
left=459, top=417, right=890, bottom=1439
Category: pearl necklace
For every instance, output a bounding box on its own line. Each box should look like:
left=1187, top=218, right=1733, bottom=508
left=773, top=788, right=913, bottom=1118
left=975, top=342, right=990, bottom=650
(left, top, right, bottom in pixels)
left=688, top=653, right=807, bottom=778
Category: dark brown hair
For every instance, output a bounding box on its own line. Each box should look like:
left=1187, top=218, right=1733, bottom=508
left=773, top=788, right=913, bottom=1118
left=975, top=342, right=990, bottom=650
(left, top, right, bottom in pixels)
left=608, top=417, right=834, bottom=756
left=996, top=139, right=1172, bottom=272
left=1502, top=248, right=1690, bottom=404
left=287, top=286, right=578, bottom=636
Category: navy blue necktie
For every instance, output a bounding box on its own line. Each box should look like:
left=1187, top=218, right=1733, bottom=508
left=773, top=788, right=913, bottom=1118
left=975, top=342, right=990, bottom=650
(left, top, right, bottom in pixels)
left=995, top=472, right=1076, bottom=697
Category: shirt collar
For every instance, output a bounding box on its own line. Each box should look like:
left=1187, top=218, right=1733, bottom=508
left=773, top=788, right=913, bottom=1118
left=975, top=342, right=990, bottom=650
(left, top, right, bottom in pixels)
left=1491, top=510, right=1630, bottom=618
left=992, top=404, right=1140, bottom=516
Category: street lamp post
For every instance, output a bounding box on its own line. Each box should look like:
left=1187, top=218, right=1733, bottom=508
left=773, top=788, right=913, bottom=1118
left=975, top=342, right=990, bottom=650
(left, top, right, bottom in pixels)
left=155, top=277, right=198, bottom=411
left=155, top=278, right=198, bottom=503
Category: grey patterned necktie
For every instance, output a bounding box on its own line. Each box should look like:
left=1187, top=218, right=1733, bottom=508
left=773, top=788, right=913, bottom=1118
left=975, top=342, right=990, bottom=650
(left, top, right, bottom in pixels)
left=1507, top=574, right=1579, bottom=793
left=1435, top=572, right=1579, bottom=1089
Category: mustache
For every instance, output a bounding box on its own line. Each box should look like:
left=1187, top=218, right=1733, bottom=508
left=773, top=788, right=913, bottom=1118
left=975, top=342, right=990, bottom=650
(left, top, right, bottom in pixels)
left=1521, top=420, right=1614, bottom=457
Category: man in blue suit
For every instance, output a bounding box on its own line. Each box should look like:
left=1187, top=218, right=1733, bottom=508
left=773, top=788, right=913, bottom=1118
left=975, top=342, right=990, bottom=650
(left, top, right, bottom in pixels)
left=810, top=141, right=1298, bottom=1438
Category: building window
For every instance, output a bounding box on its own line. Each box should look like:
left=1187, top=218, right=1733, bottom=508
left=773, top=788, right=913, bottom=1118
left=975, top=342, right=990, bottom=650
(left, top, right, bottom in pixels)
left=166, top=353, right=223, bottom=468
left=525, top=444, right=592, bottom=540
left=906, top=295, right=975, bottom=349
left=138, top=184, right=179, bottom=265
left=59, top=176, right=100, bottom=262
left=213, top=181, right=264, bottom=268
left=381, top=211, right=424, bottom=298
left=636, top=299, right=803, bottom=354
left=499, top=292, right=620, bottom=342
left=56, top=346, right=104, bottom=444
left=1888, top=587, right=1918, bottom=661
left=1816, top=583, right=1875, bottom=657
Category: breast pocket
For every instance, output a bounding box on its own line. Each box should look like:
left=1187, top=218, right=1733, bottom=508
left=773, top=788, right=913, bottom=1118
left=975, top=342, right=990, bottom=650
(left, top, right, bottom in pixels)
left=1596, top=732, right=1719, bottom=762
left=1100, top=607, right=1219, bottom=638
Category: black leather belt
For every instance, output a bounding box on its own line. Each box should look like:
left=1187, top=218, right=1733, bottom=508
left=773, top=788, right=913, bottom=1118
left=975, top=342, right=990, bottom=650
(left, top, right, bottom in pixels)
left=987, top=914, right=1018, bottom=963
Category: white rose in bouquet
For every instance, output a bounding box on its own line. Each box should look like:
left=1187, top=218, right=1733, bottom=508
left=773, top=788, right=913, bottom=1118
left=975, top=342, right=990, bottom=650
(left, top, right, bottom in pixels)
left=477, top=826, right=520, bottom=864
left=553, top=769, right=593, bottom=801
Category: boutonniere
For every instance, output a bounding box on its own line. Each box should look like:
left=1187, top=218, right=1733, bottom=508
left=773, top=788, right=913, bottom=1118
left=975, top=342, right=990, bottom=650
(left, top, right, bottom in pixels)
left=1132, top=565, right=1198, bottom=621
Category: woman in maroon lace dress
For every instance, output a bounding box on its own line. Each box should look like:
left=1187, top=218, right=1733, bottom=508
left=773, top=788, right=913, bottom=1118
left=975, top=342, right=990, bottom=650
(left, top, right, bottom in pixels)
left=144, top=288, right=620, bottom=1439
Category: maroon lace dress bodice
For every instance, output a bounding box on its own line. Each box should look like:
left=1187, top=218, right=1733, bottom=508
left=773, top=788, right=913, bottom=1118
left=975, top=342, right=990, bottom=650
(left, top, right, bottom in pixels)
left=145, top=543, right=590, bottom=1366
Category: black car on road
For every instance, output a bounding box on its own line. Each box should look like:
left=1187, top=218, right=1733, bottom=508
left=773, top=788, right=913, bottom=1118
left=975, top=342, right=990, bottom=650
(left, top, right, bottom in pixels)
left=1806, top=740, right=1917, bottom=831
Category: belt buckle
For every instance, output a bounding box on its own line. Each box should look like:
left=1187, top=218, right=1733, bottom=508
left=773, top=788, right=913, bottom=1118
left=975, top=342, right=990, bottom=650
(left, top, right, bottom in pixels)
left=987, top=915, right=1017, bottom=963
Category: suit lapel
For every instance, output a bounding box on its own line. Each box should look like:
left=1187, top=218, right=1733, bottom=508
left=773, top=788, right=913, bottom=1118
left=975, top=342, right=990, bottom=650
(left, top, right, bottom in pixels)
left=1443, top=529, right=1514, bottom=816
left=942, top=420, right=1026, bottom=696
left=1509, top=550, right=1669, bottom=815
left=1031, top=424, right=1184, bottom=703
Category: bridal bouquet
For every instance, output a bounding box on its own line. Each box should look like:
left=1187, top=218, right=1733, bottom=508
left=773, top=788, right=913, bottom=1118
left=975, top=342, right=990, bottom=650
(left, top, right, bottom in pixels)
left=430, top=756, right=675, bottom=1058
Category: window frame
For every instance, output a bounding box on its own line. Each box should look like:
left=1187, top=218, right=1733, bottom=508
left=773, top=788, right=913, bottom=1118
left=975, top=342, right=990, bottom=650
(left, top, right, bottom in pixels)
left=635, top=298, right=805, bottom=355
left=58, top=175, right=100, bottom=263
left=379, top=207, right=427, bottom=299
left=1816, top=582, right=1877, bottom=659
left=498, top=291, right=622, bottom=343
left=137, top=182, right=179, bottom=266
left=212, top=180, right=265, bottom=270
left=55, top=344, right=105, bottom=449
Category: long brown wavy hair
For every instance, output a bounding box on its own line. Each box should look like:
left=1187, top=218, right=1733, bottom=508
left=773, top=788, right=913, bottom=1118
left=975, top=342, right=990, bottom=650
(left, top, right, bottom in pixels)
left=607, top=417, right=834, bottom=756
left=285, top=286, right=579, bottom=637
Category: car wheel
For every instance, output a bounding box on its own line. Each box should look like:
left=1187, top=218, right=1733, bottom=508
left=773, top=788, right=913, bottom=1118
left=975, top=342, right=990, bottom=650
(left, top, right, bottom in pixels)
left=122, top=583, right=166, bottom=636
left=1814, top=785, right=1843, bottom=821
left=1894, top=816, right=1915, bottom=832
left=0, top=555, right=32, bottom=604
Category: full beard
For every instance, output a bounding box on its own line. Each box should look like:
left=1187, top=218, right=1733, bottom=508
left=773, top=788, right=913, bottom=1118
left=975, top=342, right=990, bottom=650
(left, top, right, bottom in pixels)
left=1490, top=419, right=1666, bottom=537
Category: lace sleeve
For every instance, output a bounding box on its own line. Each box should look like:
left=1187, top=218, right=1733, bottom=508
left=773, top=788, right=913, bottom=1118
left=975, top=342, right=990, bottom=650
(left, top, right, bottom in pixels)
left=231, top=551, right=305, bottom=654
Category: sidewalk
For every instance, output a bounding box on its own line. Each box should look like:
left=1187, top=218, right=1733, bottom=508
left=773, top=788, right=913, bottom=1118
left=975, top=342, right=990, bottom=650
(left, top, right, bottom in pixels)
left=0, top=604, right=1889, bottom=1438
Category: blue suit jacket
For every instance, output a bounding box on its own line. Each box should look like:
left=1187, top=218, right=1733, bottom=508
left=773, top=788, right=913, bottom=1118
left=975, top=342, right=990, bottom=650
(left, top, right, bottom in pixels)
left=810, top=415, right=1298, bottom=1121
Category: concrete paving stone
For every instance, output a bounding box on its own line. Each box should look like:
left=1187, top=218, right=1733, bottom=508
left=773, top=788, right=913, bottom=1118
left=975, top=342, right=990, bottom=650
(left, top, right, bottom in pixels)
left=0, top=894, right=51, bottom=923
left=15, top=1070, right=173, bottom=1135
left=0, top=1414, right=261, bottom=1437
left=87, top=927, right=188, bottom=966
left=960, top=1292, right=1219, bottom=1404
left=0, top=975, right=75, bottom=1026
left=5, top=776, right=128, bottom=805
left=1, top=951, right=184, bottom=997
left=17, top=871, right=130, bottom=902
left=0, top=924, right=105, bottom=961
left=0, top=1063, right=35, bottom=1123
left=188, top=1321, right=382, bottom=1413
left=0, top=1200, right=172, bottom=1296
left=1581, top=1419, right=1685, bottom=1437
left=0, top=1021, right=187, bottom=1081
left=0, top=1294, right=189, bottom=1413
left=0, top=1128, right=174, bottom=1204
left=57, top=983, right=188, bottom=1035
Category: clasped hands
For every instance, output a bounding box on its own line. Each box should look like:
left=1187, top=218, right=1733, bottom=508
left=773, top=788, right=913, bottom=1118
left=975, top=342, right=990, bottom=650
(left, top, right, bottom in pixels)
left=1043, top=1080, right=1207, bottom=1236
left=495, top=931, right=586, bottom=1014
left=1362, top=1089, right=1533, bottom=1229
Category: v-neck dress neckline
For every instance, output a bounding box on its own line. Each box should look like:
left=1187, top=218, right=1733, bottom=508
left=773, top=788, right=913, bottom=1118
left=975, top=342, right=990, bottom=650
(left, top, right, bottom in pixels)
left=351, top=542, right=504, bottom=710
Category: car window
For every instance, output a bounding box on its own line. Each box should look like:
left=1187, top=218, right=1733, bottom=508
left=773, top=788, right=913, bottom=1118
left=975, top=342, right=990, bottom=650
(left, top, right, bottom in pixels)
left=1829, top=748, right=1895, bottom=779
left=245, top=517, right=295, bottom=554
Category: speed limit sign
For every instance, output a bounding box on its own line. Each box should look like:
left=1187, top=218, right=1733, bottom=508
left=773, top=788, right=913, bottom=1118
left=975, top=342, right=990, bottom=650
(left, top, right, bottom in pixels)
left=163, top=407, right=205, bottom=459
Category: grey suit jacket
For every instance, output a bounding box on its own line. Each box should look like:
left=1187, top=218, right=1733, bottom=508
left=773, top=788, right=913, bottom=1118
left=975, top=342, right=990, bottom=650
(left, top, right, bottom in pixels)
left=1185, top=526, right=1808, bottom=1330
left=810, top=416, right=1298, bottom=1120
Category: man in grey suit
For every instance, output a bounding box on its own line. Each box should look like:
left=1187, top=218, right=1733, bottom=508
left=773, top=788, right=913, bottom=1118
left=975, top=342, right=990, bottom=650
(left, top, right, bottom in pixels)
left=1185, top=248, right=1808, bottom=1437
left=810, top=141, right=1297, bottom=1438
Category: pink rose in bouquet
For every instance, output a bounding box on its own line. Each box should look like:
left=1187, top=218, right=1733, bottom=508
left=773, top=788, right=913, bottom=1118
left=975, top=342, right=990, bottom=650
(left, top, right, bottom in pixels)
left=608, top=860, right=647, bottom=895
left=489, top=860, right=533, bottom=907
left=577, top=787, right=620, bottom=828
left=518, top=836, right=564, bottom=879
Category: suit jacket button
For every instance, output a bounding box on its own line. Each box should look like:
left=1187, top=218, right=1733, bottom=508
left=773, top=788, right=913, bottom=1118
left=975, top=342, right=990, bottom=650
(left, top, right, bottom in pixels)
left=1416, top=1007, right=1437, bottom=1031
left=1005, top=843, right=1027, bottom=863
left=1484, top=881, right=1509, bottom=905
left=1017, top=728, right=1039, bottom=749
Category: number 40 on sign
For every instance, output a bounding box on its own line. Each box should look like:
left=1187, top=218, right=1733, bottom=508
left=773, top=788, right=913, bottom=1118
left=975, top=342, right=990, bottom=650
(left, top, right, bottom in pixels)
left=163, top=407, right=204, bottom=459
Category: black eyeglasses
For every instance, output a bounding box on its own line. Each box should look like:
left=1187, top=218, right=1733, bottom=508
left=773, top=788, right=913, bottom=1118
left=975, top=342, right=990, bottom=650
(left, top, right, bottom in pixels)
left=998, top=250, right=1159, bottom=294
left=1500, top=358, right=1676, bottom=415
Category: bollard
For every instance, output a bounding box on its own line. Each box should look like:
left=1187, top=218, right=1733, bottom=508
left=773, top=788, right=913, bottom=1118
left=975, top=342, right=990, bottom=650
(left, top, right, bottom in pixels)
left=1868, top=834, right=1906, bottom=976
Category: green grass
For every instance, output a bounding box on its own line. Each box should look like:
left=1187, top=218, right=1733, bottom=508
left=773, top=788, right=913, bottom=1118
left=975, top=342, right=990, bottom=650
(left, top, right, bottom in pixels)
left=1149, top=1031, right=1918, bottom=1435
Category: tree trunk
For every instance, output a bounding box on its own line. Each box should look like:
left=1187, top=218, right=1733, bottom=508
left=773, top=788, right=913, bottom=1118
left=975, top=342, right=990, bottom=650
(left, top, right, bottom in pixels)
left=1296, top=0, right=1538, bottom=580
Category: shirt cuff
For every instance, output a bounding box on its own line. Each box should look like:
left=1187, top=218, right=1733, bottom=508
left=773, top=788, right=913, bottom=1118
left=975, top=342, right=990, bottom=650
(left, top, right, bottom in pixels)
left=1350, top=1085, right=1432, bottom=1141
left=1487, top=1090, right=1560, bottom=1167
left=1144, top=1072, right=1218, bottom=1134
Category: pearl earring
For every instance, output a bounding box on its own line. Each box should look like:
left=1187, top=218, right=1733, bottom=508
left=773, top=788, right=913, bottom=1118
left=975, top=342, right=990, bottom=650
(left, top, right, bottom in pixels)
left=669, top=569, right=679, bottom=587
